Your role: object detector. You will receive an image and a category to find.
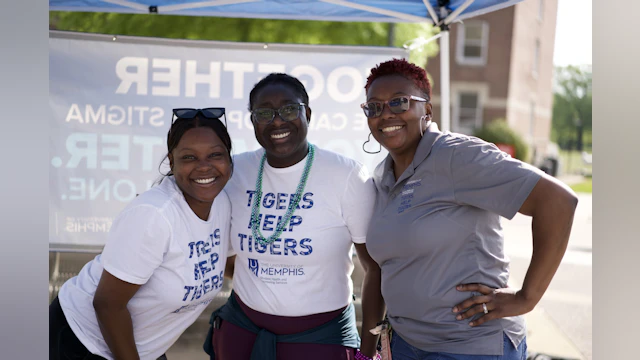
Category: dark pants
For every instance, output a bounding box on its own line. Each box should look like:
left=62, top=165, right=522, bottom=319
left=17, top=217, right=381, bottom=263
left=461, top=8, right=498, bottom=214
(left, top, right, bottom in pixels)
left=49, top=297, right=168, bottom=360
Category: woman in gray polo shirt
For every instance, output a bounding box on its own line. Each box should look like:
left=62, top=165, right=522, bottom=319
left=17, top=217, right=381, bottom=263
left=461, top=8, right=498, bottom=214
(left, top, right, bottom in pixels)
left=360, top=59, right=578, bottom=359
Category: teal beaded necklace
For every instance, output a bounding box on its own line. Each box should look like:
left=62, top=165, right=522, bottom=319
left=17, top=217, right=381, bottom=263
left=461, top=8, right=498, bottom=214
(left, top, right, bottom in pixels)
left=250, top=144, right=315, bottom=245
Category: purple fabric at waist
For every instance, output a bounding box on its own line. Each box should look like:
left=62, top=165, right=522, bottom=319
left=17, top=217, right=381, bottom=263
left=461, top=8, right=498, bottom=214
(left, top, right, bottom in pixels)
left=233, top=293, right=347, bottom=335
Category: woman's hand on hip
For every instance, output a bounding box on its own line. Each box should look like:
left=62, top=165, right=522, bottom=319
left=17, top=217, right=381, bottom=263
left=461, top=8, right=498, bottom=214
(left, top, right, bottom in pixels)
left=451, top=283, right=535, bottom=327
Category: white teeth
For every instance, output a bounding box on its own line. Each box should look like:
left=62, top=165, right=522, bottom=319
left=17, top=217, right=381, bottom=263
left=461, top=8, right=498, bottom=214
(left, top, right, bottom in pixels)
left=194, top=177, right=216, bottom=184
left=381, top=125, right=403, bottom=133
left=271, top=132, right=290, bottom=139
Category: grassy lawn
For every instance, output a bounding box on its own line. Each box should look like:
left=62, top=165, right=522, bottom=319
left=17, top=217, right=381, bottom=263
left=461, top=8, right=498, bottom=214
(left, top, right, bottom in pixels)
left=559, top=150, right=592, bottom=176
left=570, top=177, right=592, bottom=193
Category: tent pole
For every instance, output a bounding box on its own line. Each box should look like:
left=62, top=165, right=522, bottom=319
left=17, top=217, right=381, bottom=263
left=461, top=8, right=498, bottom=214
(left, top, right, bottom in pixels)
left=439, top=28, right=451, bottom=132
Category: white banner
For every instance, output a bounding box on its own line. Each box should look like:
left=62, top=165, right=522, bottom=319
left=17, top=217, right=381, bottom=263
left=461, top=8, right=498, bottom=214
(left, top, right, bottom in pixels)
left=49, top=31, right=405, bottom=248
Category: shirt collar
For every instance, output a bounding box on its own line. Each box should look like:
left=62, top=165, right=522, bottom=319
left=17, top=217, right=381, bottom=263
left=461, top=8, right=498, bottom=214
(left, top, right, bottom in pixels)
left=412, top=122, right=442, bottom=167
left=374, top=122, right=442, bottom=193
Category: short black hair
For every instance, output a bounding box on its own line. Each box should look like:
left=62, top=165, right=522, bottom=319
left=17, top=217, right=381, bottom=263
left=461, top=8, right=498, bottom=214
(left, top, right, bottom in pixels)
left=248, top=73, right=309, bottom=110
left=159, top=116, right=233, bottom=178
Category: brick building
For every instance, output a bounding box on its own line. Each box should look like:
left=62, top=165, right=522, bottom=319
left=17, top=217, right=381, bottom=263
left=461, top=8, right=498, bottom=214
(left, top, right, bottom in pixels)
left=427, top=0, right=557, bottom=164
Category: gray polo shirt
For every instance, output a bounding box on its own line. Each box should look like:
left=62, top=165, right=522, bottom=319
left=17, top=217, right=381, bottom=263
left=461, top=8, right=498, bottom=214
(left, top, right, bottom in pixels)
left=366, top=125, right=542, bottom=355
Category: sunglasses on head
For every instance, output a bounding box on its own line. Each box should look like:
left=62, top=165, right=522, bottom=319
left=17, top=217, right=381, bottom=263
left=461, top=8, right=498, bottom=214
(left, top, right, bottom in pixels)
left=360, top=95, right=428, bottom=118
left=172, top=108, right=227, bottom=126
left=251, top=103, right=307, bottom=125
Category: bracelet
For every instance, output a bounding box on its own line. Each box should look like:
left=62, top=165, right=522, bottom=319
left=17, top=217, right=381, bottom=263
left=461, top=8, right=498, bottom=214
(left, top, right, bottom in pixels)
left=355, top=350, right=381, bottom=360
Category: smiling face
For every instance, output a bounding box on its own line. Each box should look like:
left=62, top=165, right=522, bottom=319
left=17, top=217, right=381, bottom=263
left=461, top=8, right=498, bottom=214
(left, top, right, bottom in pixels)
left=251, top=82, right=311, bottom=168
left=168, top=126, right=232, bottom=219
left=365, top=75, right=432, bottom=157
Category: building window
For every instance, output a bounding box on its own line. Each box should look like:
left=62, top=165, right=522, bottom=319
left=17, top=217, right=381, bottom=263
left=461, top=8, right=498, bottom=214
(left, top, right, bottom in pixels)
left=454, top=91, right=482, bottom=134
left=538, top=0, right=544, bottom=21
left=456, top=21, right=489, bottom=66
left=533, top=39, right=540, bottom=78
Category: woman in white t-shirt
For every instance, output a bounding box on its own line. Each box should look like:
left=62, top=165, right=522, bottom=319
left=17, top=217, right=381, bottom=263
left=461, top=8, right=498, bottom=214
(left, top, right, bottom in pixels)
left=203, top=73, right=385, bottom=360
left=50, top=108, right=234, bottom=360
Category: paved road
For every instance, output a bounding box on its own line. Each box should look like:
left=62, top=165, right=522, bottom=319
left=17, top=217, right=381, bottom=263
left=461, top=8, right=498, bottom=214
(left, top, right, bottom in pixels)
left=504, top=193, right=592, bottom=360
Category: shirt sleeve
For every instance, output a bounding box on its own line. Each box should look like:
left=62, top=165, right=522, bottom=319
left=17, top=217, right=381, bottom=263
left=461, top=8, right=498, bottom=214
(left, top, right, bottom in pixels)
left=449, top=137, right=543, bottom=220
left=341, top=163, right=377, bottom=244
left=101, top=205, right=171, bottom=285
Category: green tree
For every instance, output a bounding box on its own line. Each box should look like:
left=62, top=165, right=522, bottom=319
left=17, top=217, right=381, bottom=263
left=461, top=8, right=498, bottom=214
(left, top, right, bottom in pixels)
left=473, top=119, right=529, bottom=162
left=49, top=12, right=439, bottom=63
left=551, top=65, right=592, bottom=151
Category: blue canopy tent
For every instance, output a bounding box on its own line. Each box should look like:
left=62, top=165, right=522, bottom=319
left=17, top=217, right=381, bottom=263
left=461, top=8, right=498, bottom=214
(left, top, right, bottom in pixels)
left=49, top=0, right=524, bottom=131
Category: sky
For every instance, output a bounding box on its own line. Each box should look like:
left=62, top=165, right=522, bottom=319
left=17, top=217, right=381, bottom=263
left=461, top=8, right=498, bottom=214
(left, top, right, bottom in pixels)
left=553, top=0, right=592, bottom=66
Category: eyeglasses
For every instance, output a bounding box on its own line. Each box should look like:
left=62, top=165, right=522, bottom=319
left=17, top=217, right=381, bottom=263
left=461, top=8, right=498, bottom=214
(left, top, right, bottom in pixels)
left=360, top=95, right=428, bottom=118
left=251, top=103, right=307, bottom=125
left=172, top=108, right=227, bottom=126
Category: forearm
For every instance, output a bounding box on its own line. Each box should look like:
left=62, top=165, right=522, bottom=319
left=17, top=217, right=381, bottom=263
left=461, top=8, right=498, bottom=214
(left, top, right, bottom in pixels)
left=454, top=179, right=579, bottom=325
left=94, top=305, right=139, bottom=360
left=224, top=255, right=236, bottom=280
left=520, top=193, right=578, bottom=307
left=359, top=266, right=386, bottom=358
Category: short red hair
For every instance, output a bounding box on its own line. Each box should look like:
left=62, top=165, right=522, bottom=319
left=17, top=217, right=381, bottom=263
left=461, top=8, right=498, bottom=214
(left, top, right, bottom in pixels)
left=365, top=58, right=432, bottom=100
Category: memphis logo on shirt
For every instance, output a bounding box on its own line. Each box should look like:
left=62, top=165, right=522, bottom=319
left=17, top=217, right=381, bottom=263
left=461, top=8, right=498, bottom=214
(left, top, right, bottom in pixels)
left=249, top=258, right=259, bottom=276
left=248, top=258, right=305, bottom=280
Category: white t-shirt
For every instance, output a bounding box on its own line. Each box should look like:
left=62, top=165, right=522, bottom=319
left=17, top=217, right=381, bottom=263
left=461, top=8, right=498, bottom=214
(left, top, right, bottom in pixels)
left=58, top=176, right=231, bottom=360
left=225, top=146, right=375, bottom=316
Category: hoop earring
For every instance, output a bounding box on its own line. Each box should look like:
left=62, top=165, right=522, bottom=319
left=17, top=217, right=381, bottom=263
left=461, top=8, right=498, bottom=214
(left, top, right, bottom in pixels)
left=362, top=132, right=381, bottom=154
left=419, top=115, right=433, bottom=137
left=419, top=115, right=427, bottom=137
